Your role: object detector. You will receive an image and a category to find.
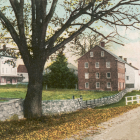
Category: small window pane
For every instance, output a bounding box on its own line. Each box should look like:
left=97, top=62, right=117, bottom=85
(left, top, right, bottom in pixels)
left=95, top=62, right=99, bottom=68
left=106, top=62, right=110, bottom=68
left=85, top=62, right=88, bottom=68
left=107, top=82, right=111, bottom=88
left=85, top=73, right=89, bottom=79
left=96, top=73, right=99, bottom=79
left=90, top=52, right=93, bottom=57
left=107, top=72, right=111, bottom=78
left=126, top=76, right=129, bottom=80
left=96, top=82, right=100, bottom=88
left=85, top=82, right=89, bottom=88
left=101, top=51, right=104, bottom=57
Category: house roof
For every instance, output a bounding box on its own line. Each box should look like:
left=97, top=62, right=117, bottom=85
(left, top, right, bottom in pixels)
left=17, top=65, right=28, bottom=73
left=78, top=44, right=139, bottom=70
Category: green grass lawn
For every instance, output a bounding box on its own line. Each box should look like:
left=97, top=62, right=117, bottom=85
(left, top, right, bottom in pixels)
left=0, top=85, right=118, bottom=101
left=0, top=85, right=140, bottom=109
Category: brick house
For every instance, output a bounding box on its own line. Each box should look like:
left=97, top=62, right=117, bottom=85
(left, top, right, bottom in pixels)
left=78, top=42, right=125, bottom=91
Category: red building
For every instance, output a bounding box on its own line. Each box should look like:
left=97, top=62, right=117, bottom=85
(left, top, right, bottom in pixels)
left=78, top=42, right=125, bottom=91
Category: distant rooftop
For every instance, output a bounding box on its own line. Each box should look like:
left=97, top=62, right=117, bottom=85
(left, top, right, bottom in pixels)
left=17, top=65, right=28, bottom=73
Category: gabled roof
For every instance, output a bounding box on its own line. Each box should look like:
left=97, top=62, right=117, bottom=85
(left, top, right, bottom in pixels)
left=17, top=65, right=28, bottom=73
left=78, top=44, right=139, bottom=70
left=125, top=63, right=139, bottom=70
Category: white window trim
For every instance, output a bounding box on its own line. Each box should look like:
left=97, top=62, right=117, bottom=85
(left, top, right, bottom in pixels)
left=106, top=62, right=110, bottom=68
left=85, top=82, right=89, bottom=89
left=106, top=72, right=111, bottom=78
left=85, top=73, right=89, bottom=79
left=96, top=82, right=100, bottom=88
left=90, top=52, right=93, bottom=57
left=95, top=72, right=100, bottom=79
left=107, top=82, right=111, bottom=88
left=95, top=62, right=99, bottom=68
left=85, top=62, right=89, bottom=68
left=101, top=51, right=104, bottom=57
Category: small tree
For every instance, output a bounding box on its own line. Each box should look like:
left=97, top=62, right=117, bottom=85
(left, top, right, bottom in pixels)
left=43, top=52, right=77, bottom=89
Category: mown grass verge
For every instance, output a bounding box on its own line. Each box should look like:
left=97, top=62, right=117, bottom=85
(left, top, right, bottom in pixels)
left=0, top=104, right=140, bottom=140
left=0, top=85, right=118, bottom=101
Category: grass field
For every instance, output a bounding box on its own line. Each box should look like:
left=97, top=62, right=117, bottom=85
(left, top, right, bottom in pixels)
left=0, top=85, right=140, bottom=139
left=0, top=85, right=119, bottom=101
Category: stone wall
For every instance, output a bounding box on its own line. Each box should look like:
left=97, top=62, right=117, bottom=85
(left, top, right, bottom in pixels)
left=0, top=99, right=24, bottom=121
left=81, top=88, right=133, bottom=108
left=0, top=88, right=133, bottom=121
left=42, top=98, right=82, bottom=115
left=0, top=98, right=82, bottom=121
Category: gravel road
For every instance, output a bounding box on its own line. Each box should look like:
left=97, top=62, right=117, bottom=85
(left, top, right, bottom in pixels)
left=63, top=106, right=140, bottom=140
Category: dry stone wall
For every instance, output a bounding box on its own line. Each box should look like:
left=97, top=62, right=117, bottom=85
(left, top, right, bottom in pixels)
left=0, top=88, right=133, bottom=121
left=0, top=99, right=24, bottom=121
left=0, top=98, right=82, bottom=121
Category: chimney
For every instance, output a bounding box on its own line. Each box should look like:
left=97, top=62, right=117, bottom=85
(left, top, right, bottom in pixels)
left=119, top=56, right=123, bottom=59
left=100, top=42, right=105, bottom=47
left=129, top=63, right=132, bottom=65
left=124, top=58, right=127, bottom=62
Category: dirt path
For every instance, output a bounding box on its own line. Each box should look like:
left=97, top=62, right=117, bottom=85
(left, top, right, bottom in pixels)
left=63, top=106, right=140, bottom=140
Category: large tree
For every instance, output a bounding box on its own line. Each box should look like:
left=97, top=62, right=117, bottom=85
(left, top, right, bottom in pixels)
left=0, top=0, right=140, bottom=119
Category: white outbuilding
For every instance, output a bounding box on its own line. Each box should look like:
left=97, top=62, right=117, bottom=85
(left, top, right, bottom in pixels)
left=124, top=58, right=140, bottom=90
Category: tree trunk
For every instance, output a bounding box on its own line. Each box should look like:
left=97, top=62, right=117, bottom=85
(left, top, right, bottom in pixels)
left=23, top=64, right=44, bottom=119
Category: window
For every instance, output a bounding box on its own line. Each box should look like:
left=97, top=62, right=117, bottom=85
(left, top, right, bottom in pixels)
left=90, top=52, right=93, bottom=57
left=106, top=62, right=110, bottom=68
left=126, top=76, right=129, bottom=80
left=85, top=73, right=89, bottom=79
left=95, top=62, right=99, bottom=68
left=96, top=82, right=100, bottom=88
left=85, top=82, right=89, bottom=88
left=85, top=62, right=89, bottom=68
left=2, top=68, right=4, bottom=73
left=1, top=78, right=4, bottom=83
left=107, top=82, right=111, bottom=88
left=101, top=51, right=104, bottom=57
left=95, top=73, right=100, bottom=79
left=106, top=72, right=111, bottom=78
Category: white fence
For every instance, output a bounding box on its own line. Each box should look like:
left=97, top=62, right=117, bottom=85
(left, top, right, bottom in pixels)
left=125, top=95, right=140, bottom=105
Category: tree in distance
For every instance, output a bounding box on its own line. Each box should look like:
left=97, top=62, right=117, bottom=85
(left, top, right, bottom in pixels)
left=43, top=51, right=78, bottom=89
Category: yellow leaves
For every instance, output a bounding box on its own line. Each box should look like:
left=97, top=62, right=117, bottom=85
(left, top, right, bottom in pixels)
left=0, top=104, right=140, bottom=140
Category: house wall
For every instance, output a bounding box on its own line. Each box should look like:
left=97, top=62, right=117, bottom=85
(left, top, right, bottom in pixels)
left=117, top=61, right=125, bottom=91
left=0, top=56, right=18, bottom=85
left=125, top=64, right=135, bottom=88
left=78, top=45, right=119, bottom=91
left=134, top=69, right=140, bottom=90
left=0, top=56, right=17, bottom=76
left=17, top=72, right=29, bottom=83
